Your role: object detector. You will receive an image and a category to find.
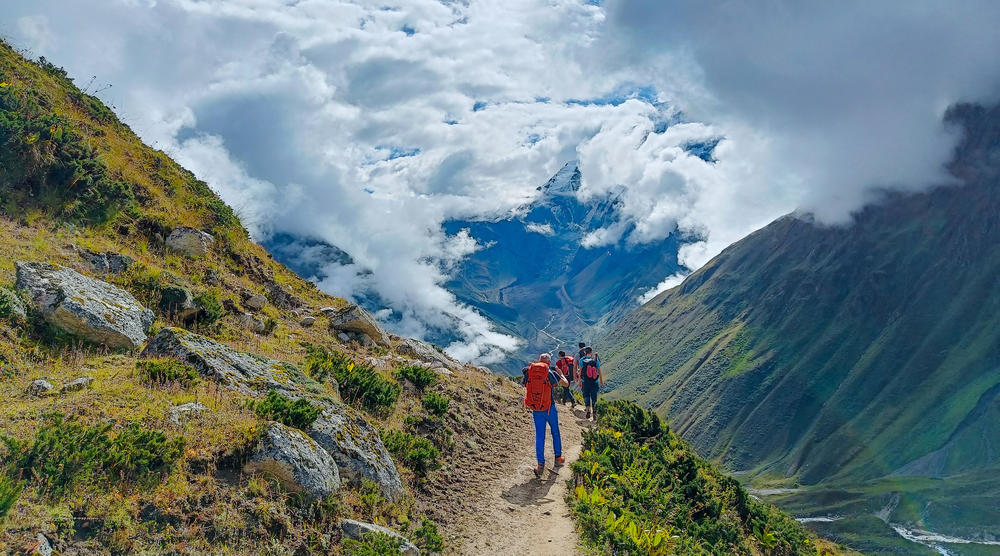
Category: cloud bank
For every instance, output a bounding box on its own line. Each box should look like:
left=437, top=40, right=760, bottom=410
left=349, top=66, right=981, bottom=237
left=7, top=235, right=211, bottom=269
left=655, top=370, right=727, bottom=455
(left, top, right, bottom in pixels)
left=2, top=0, right=998, bottom=361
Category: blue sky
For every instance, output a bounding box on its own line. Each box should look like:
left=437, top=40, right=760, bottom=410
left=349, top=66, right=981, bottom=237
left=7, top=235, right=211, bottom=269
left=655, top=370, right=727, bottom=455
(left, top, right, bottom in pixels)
left=2, top=0, right=998, bottom=361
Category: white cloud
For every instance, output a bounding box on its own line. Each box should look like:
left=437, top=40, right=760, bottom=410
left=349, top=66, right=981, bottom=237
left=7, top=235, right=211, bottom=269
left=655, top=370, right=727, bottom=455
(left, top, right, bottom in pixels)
left=3, top=0, right=998, bottom=361
left=637, top=272, right=688, bottom=304
left=525, top=222, right=554, bottom=236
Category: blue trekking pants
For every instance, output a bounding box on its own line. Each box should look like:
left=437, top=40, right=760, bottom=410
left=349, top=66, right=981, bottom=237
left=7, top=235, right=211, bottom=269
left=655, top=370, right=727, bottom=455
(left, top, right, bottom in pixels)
left=532, top=405, right=562, bottom=465
left=582, top=382, right=599, bottom=407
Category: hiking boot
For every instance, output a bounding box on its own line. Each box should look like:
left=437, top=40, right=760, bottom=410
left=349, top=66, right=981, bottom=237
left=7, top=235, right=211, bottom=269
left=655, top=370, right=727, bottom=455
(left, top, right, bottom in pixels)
left=585, top=407, right=591, bottom=419
left=554, top=456, right=566, bottom=467
left=533, top=464, right=544, bottom=478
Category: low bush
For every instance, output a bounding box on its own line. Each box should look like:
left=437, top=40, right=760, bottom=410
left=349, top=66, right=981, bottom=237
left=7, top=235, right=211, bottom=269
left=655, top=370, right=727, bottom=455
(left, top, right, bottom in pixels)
left=571, top=399, right=816, bottom=556
left=136, top=358, right=200, bottom=388
left=304, top=344, right=399, bottom=415
left=3, top=413, right=184, bottom=496
left=413, top=517, right=445, bottom=553
left=192, top=290, right=224, bottom=329
left=0, top=473, right=21, bottom=522
left=0, top=289, right=19, bottom=320
left=251, top=390, right=322, bottom=430
left=421, top=392, right=450, bottom=417
left=342, top=531, right=402, bottom=555
left=381, top=430, right=441, bottom=477
left=395, top=365, right=437, bottom=391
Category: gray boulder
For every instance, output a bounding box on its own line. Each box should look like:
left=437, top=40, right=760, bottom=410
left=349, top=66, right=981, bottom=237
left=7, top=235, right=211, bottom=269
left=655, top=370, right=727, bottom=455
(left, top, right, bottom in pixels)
left=326, top=304, right=390, bottom=346
left=166, top=227, right=215, bottom=257
left=27, top=379, right=53, bottom=396
left=61, top=377, right=94, bottom=392
left=169, top=402, right=209, bottom=425
left=141, top=327, right=322, bottom=397
left=340, top=519, right=418, bottom=555
left=397, top=338, right=463, bottom=372
left=308, top=404, right=405, bottom=501
left=29, top=532, right=54, bottom=556
left=76, top=246, right=133, bottom=274
left=15, top=262, right=154, bottom=349
left=245, top=293, right=267, bottom=311
left=300, top=316, right=316, bottom=327
left=0, top=287, right=27, bottom=321
left=245, top=422, right=341, bottom=501
left=159, top=286, right=198, bottom=320
left=238, top=312, right=267, bottom=334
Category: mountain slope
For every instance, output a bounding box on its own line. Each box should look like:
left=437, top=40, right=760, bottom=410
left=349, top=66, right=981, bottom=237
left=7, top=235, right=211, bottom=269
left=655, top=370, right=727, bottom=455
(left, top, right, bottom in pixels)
left=600, top=103, right=1000, bottom=548
left=443, top=162, right=684, bottom=370
left=0, top=40, right=840, bottom=555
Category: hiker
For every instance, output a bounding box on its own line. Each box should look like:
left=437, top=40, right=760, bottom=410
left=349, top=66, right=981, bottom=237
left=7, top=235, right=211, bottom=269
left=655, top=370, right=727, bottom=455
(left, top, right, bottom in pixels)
left=522, top=353, right=570, bottom=477
left=577, top=342, right=587, bottom=364
left=578, top=346, right=604, bottom=420
left=555, top=350, right=576, bottom=407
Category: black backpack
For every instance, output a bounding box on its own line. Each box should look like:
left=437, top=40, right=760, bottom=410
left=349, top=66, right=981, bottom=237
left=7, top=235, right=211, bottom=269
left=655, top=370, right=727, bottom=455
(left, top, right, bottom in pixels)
left=580, top=356, right=599, bottom=382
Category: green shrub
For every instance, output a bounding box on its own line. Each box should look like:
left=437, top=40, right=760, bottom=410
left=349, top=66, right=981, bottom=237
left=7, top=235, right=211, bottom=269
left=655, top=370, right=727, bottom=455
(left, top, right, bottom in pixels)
left=381, top=430, right=441, bottom=477
left=413, top=517, right=445, bottom=553
left=192, top=290, right=224, bottom=328
left=0, top=473, right=22, bottom=522
left=251, top=390, right=322, bottom=430
left=571, top=400, right=815, bottom=556
left=304, top=344, right=399, bottom=415
left=0, top=83, right=135, bottom=224
left=395, top=365, right=438, bottom=391
left=5, top=413, right=184, bottom=495
left=342, top=531, right=403, bottom=555
left=421, top=392, right=450, bottom=417
left=136, top=358, right=200, bottom=388
left=0, top=289, right=18, bottom=320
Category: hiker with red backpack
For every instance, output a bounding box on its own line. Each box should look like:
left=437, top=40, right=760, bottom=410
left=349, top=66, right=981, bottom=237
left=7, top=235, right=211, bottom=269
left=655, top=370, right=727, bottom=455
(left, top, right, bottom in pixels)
left=555, top=350, right=576, bottom=407
left=578, top=346, right=604, bottom=420
left=522, top=353, right=570, bottom=477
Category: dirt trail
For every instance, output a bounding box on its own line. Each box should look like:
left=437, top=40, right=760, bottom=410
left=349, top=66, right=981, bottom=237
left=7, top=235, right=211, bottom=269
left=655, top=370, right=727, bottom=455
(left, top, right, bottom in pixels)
left=454, top=403, right=589, bottom=555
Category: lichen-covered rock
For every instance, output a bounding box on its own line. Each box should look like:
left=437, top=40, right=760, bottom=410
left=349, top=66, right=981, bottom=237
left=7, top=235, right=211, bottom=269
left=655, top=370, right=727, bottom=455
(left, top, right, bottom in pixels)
left=27, top=379, right=53, bottom=396
left=238, top=312, right=267, bottom=334
left=340, top=519, right=418, bottom=555
left=169, top=402, right=209, bottom=425
left=28, top=532, right=54, bottom=556
left=300, top=316, right=316, bottom=327
left=61, top=376, right=94, bottom=392
left=15, top=262, right=153, bottom=349
left=141, top=327, right=323, bottom=397
left=0, top=287, right=27, bottom=322
left=76, top=246, right=133, bottom=274
left=244, top=293, right=267, bottom=311
left=245, top=422, right=341, bottom=501
left=159, top=286, right=198, bottom=320
left=327, top=304, right=390, bottom=346
left=308, top=403, right=404, bottom=501
left=397, top=338, right=463, bottom=372
left=166, top=227, right=215, bottom=257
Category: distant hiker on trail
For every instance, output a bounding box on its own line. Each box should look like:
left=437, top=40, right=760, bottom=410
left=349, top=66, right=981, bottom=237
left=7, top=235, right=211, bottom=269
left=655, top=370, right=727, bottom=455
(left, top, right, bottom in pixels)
left=578, top=342, right=587, bottom=364
left=555, top=350, right=576, bottom=407
left=522, top=353, right=570, bottom=478
left=579, top=346, right=604, bottom=420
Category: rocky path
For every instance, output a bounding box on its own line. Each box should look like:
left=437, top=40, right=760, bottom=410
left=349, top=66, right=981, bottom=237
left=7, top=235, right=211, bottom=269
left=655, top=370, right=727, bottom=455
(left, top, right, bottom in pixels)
left=453, top=403, right=589, bottom=555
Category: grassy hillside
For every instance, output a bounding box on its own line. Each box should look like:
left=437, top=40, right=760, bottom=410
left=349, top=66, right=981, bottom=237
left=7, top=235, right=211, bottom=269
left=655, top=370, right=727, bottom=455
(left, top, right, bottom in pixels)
left=0, top=39, right=537, bottom=554
left=601, top=103, right=1000, bottom=551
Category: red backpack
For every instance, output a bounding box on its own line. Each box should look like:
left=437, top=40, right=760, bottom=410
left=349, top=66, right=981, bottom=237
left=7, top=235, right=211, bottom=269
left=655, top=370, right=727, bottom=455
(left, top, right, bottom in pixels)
left=524, top=361, right=553, bottom=412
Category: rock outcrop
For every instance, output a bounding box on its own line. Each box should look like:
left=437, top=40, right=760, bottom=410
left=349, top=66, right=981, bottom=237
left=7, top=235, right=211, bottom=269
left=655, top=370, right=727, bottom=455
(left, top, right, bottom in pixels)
left=340, top=519, right=418, bottom=555
left=76, top=246, right=133, bottom=274
left=166, top=227, right=215, bottom=257
left=244, top=293, right=267, bottom=311
left=141, top=327, right=320, bottom=397
left=169, top=402, right=209, bottom=425
left=245, top=422, right=341, bottom=501
left=143, top=327, right=403, bottom=499
left=159, top=286, right=198, bottom=320
left=308, top=404, right=405, bottom=501
left=15, top=262, right=154, bottom=349
left=397, top=338, right=463, bottom=372
left=324, top=304, right=390, bottom=346
left=27, top=379, right=53, bottom=396
left=61, top=377, right=94, bottom=392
